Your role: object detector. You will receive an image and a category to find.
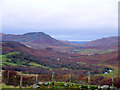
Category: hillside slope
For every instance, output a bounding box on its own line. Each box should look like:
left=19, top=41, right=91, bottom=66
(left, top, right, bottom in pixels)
left=2, top=33, right=119, bottom=50
left=78, top=36, right=118, bottom=49
left=2, top=41, right=118, bottom=75
left=2, top=32, right=72, bottom=49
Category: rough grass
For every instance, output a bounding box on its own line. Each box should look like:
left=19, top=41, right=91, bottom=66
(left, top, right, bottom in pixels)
left=2, top=52, right=19, bottom=62
left=29, top=62, right=54, bottom=71
left=25, top=45, right=32, bottom=48
left=95, top=64, right=118, bottom=78
left=2, top=83, right=20, bottom=88
left=1, top=52, right=53, bottom=70
left=2, top=52, right=21, bottom=66
left=96, top=69, right=119, bottom=78
left=29, top=62, right=49, bottom=68
left=72, top=49, right=117, bottom=55
left=1, top=82, right=97, bottom=89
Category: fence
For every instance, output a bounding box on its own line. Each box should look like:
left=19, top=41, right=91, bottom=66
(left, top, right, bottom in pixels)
left=2, top=70, right=119, bottom=89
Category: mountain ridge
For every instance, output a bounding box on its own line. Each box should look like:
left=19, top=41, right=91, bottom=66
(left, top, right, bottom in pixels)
left=2, top=32, right=118, bottom=50
left=2, top=32, right=70, bottom=49
left=78, top=36, right=118, bottom=49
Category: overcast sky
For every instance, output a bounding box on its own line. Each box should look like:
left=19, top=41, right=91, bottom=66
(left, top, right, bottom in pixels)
left=2, top=0, right=119, bottom=41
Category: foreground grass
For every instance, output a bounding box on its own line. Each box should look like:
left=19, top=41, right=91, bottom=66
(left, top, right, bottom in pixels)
left=2, top=83, right=20, bottom=88
left=1, top=82, right=98, bottom=89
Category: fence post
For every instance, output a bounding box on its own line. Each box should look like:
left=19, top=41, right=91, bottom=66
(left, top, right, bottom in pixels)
left=36, top=74, right=38, bottom=84
left=7, top=70, right=9, bottom=81
left=69, top=69, right=72, bottom=88
left=52, top=72, right=55, bottom=89
left=88, top=71, right=91, bottom=90
left=20, top=71, right=23, bottom=88
left=70, top=69, right=71, bottom=83
left=111, top=73, right=114, bottom=89
left=7, top=70, right=9, bottom=84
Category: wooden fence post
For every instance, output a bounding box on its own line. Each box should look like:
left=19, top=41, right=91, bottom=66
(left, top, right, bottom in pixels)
left=36, top=74, right=38, bottom=84
left=52, top=72, right=55, bottom=89
left=70, top=69, right=71, bottom=83
left=88, top=71, right=91, bottom=90
left=111, top=73, right=114, bottom=89
left=7, top=70, right=9, bottom=81
left=69, top=69, right=72, bottom=88
left=7, top=70, right=9, bottom=84
left=20, top=71, right=23, bottom=88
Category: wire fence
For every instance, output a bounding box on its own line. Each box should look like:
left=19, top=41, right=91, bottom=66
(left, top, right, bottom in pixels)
left=2, top=70, right=120, bottom=88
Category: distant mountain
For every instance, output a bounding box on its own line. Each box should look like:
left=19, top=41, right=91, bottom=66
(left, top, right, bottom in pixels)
left=2, top=32, right=70, bottom=49
left=79, top=36, right=118, bottom=49
left=2, top=32, right=119, bottom=50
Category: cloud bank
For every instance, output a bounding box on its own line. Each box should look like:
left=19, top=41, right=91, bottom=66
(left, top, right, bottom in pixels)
left=2, top=0, right=118, bottom=40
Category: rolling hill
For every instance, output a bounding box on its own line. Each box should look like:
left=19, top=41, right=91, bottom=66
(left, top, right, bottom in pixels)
left=1, top=41, right=118, bottom=76
left=2, top=32, right=119, bottom=51
left=1, top=32, right=119, bottom=77
left=78, top=36, right=118, bottom=49
left=2, top=32, right=73, bottom=50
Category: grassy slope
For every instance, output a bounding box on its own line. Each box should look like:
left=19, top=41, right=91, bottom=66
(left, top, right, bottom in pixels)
left=2, top=52, right=20, bottom=66
left=98, top=69, right=118, bottom=77
left=72, top=48, right=119, bottom=77
left=96, top=64, right=119, bottom=77
left=1, top=52, right=53, bottom=71
left=72, top=49, right=117, bottom=55
left=0, top=52, right=48, bottom=68
left=2, top=50, right=118, bottom=78
left=29, top=62, right=52, bottom=70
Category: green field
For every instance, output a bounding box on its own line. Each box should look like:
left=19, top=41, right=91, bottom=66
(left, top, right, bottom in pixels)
left=96, top=69, right=119, bottom=78
left=2, top=52, right=20, bottom=66
left=72, top=49, right=117, bottom=55
left=1, top=52, right=53, bottom=70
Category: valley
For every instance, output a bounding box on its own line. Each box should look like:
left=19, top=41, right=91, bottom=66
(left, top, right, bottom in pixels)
left=1, top=32, right=120, bottom=89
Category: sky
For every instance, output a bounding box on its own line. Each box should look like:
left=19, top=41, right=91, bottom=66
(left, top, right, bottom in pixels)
left=2, top=0, right=119, bottom=41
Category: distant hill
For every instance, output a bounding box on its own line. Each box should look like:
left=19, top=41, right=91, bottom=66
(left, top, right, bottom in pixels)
left=2, top=32, right=119, bottom=50
left=78, top=36, right=118, bottom=49
left=2, top=32, right=70, bottom=49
